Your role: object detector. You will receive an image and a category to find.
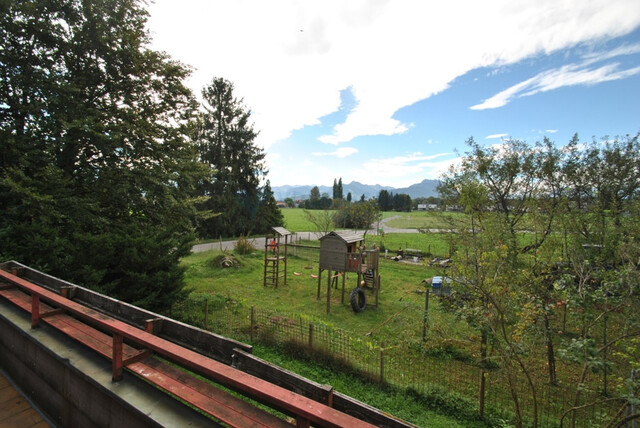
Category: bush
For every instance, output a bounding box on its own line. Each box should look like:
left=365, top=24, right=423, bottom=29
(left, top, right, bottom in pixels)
left=234, top=235, right=255, bottom=254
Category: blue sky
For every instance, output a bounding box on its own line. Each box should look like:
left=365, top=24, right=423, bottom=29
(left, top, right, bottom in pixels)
left=147, top=1, right=640, bottom=188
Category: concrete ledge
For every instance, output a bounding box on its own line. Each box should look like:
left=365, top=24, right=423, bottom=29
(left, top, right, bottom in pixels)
left=0, top=299, right=220, bottom=428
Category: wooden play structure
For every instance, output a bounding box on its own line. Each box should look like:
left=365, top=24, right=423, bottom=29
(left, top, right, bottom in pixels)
left=317, top=231, right=380, bottom=314
left=263, top=227, right=291, bottom=287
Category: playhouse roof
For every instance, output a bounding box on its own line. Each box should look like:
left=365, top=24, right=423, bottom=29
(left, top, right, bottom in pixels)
left=272, top=227, right=291, bottom=236
left=319, top=230, right=363, bottom=244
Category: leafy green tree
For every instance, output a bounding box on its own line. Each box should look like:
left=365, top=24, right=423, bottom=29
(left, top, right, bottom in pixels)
left=0, top=0, right=201, bottom=312
left=378, top=189, right=391, bottom=211
left=255, top=180, right=284, bottom=231
left=194, top=77, right=266, bottom=238
left=303, top=209, right=335, bottom=235
left=393, top=193, right=412, bottom=212
left=304, top=186, right=321, bottom=209
left=334, top=200, right=380, bottom=235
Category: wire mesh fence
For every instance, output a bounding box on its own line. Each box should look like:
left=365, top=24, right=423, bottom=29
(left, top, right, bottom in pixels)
left=169, top=296, right=625, bottom=427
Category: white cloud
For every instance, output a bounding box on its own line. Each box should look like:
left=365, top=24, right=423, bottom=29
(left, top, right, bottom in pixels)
left=545, top=129, right=559, bottom=134
left=346, top=152, right=456, bottom=186
left=148, top=0, right=640, bottom=149
left=471, top=42, right=640, bottom=110
left=312, top=147, right=358, bottom=158
left=485, top=133, right=508, bottom=139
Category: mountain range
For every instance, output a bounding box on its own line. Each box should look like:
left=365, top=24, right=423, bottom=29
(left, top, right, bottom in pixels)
left=272, top=179, right=440, bottom=201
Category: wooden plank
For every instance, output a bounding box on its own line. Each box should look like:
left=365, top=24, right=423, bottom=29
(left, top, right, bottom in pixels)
left=43, top=314, right=142, bottom=361
left=232, top=349, right=333, bottom=405
left=0, top=382, right=20, bottom=404
left=1, top=406, right=48, bottom=427
left=0, top=374, right=50, bottom=428
left=0, top=269, right=376, bottom=428
left=0, top=396, right=31, bottom=420
left=129, top=358, right=292, bottom=428
left=0, top=288, right=58, bottom=316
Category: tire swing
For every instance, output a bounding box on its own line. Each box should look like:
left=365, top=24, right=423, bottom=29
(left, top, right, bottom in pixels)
left=349, top=287, right=367, bottom=313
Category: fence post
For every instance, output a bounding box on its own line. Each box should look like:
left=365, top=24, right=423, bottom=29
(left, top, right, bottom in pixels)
left=479, top=370, right=486, bottom=418
left=250, top=306, right=255, bottom=343
left=422, top=289, right=430, bottom=344
left=309, top=323, right=314, bottom=350
left=628, top=369, right=638, bottom=428
left=380, top=341, right=385, bottom=384
left=204, top=298, right=209, bottom=330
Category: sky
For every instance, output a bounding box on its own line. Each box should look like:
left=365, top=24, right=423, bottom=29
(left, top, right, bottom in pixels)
left=146, top=0, right=640, bottom=189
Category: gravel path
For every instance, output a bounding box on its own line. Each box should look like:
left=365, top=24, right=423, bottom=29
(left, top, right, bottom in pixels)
left=190, top=216, right=423, bottom=253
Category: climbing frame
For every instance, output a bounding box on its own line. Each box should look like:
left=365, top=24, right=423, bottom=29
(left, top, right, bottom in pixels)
left=263, top=227, right=291, bottom=287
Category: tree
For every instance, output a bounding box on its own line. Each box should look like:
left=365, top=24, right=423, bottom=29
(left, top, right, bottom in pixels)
left=255, top=180, right=284, bottom=232
left=378, top=190, right=391, bottom=211
left=305, top=186, right=321, bottom=209
left=0, top=0, right=201, bottom=312
left=393, top=193, right=412, bottom=212
left=334, top=200, right=380, bottom=235
left=303, top=209, right=335, bottom=235
left=194, top=77, right=266, bottom=238
left=347, top=192, right=352, bottom=203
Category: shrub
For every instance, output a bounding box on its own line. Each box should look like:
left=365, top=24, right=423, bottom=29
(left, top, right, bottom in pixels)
left=234, top=235, right=255, bottom=254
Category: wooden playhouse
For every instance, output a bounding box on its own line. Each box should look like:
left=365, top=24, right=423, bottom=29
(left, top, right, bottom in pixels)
left=317, top=231, right=380, bottom=313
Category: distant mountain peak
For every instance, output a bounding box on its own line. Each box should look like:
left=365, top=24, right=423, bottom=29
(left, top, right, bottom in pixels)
left=271, top=179, right=440, bottom=200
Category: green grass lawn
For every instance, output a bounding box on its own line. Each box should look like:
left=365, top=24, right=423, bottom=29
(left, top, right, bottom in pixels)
left=179, top=240, right=488, bottom=427
left=181, top=242, right=466, bottom=339
left=281, top=208, right=464, bottom=232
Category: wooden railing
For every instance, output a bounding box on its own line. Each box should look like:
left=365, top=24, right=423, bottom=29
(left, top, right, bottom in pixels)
left=0, top=267, right=377, bottom=428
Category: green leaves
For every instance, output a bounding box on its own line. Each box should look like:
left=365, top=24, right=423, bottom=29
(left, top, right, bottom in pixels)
left=1, top=0, right=200, bottom=312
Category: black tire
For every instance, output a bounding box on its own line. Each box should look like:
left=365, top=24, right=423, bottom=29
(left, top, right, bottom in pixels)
left=350, top=287, right=367, bottom=313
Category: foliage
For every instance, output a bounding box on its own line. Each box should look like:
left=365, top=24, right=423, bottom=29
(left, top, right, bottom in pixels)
left=303, top=186, right=332, bottom=209
left=439, top=134, right=640, bottom=428
left=234, top=235, right=255, bottom=255
left=255, top=180, right=284, bottom=232
left=193, top=77, right=269, bottom=238
left=333, top=200, right=381, bottom=234
left=378, top=190, right=412, bottom=212
left=0, top=0, right=200, bottom=312
left=332, top=177, right=344, bottom=200
left=302, top=209, right=335, bottom=234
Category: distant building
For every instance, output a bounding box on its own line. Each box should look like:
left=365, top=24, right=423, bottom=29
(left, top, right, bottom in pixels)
left=417, top=203, right=438, bottom=211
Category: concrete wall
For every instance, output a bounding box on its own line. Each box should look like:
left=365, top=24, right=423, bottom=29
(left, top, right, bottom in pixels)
left=0, top=301, right=218, bottom=428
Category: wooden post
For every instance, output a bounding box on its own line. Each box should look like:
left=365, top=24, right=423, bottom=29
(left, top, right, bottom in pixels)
left=31, top=294, right=40, bottom=328
left=295, top=417, right=311, bottom=428
left=112, top=333, right=123, bottom=381
left=380, top=341, right=385, bottom=384
left=145, top=318, right=161, bottom=334
left=479, top=371, right=486, bottom=417
left=204, top=298, right=209, bottom=330
left=308, top=323, right=314, bottom=350
left=316, top=268, right=322, bottom=300
left=60, top=286, right=75, bottom=299
left=479, top=330, right=488, bottom=417
left=603, top=312, right=608, bottom=396
left=326, top=269, right=332, bottom=314
left=250, top=306, right=255, bottom=343
left=422, top=288, right=430, bottom=344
